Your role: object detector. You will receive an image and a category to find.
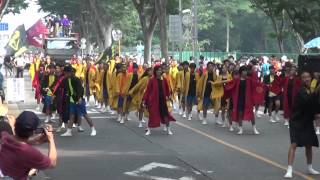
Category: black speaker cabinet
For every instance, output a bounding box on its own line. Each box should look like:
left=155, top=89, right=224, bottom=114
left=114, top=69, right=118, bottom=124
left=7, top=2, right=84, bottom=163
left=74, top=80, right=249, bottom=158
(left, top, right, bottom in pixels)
left=298, top=55, right=320, bottom=73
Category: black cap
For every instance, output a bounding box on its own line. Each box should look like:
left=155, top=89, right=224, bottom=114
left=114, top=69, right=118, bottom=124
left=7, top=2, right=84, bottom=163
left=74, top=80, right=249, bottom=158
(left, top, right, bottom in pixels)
left=15, top=111, right=40, bottom=131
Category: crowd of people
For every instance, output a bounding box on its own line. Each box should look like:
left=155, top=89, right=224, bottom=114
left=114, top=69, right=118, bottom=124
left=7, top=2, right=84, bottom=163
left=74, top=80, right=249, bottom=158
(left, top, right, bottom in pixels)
left=0, top=52, right=318, bottom=179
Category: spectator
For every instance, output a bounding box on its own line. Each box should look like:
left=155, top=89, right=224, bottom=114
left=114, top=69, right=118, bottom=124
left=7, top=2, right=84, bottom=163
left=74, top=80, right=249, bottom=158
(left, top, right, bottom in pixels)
left=0, top=111, right=57, bottom=180
left=60, top=14, right=70, bottom=37
left=14, top=55, right=26, bottom=78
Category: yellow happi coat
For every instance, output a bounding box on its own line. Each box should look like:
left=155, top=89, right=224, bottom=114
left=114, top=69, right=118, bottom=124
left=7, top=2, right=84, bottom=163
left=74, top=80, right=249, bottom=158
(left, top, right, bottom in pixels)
left=128, top=76, right=150, bottom=111
left=176, top=70, right=186, bottom=94
left=74, top=63, right=85, bottom=81
left=29, top=58, right=41, bottom=82
left=84, top=66, right=97, bottom=96
left=169, top=65, right=179, bottom=98
left=95, top=69, right=105, bottom=101
left=183, top=71, right=201, bottom=98
left=115, top=72, right=134, bottom=111
left=197, top=72, right=220, bottom=110
left=109, top=70, right=118, bottom=109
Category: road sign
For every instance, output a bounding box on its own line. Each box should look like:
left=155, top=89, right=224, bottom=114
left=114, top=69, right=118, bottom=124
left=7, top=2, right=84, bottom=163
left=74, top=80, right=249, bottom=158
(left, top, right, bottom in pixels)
left=0, top=23, right=9, bottom=31
left=112, top=29, right=122, bottom=41
left=169, top=15, right=183, bottom=42
left=7, top=78, right=25, bottom=103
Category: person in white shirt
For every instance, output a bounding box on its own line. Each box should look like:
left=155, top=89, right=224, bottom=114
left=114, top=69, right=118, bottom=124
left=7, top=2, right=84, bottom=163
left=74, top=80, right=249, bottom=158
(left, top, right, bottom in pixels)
left=14, top=56, right=26, bottom=78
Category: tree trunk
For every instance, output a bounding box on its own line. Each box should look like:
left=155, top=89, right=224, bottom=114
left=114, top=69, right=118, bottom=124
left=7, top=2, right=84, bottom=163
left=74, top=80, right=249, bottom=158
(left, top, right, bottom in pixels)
left=226, top=12, right=230, bottom=53
left=0, top=0, right=10, bottom=21
left=88, top=0, right=112, bottom=53
left=132, top=0, right=158, bottom=64
left=144, top=31, right=153, bottom=64
left=155, top=0, right=169, bottom=63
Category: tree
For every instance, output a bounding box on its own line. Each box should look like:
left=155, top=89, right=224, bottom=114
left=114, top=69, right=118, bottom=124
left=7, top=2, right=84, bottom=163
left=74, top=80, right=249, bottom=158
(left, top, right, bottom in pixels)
left=132, top=0, right=158, bottom=64
left=0, top=0, right=28, bottom=21
left=213, top=0, right=252, bottom=53
left=155, top=0, right=169, bottom=62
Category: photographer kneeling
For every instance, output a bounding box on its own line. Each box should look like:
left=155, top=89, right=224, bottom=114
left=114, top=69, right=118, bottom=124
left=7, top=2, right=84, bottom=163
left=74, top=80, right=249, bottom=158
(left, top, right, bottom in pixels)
left=0, top=111, right=57, bottom=180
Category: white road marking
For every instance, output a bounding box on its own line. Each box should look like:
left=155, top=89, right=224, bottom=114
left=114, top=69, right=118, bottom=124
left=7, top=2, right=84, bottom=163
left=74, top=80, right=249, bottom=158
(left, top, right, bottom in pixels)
left=124, top=162, right=196, bottom=180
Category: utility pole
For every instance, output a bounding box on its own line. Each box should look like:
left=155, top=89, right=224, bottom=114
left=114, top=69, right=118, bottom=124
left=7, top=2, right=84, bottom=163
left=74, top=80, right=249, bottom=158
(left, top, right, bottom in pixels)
left=192, top=0, right=198, bottom=65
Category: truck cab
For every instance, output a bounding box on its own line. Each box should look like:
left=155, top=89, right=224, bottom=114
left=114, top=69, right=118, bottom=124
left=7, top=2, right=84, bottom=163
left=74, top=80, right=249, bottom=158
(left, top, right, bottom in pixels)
left=44, top=35, right=79, bottom=63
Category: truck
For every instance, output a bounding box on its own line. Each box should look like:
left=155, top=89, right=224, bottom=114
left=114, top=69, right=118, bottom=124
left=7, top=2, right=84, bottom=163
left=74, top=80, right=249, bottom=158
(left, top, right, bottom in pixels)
left=43, top=34, right=79, bottom=63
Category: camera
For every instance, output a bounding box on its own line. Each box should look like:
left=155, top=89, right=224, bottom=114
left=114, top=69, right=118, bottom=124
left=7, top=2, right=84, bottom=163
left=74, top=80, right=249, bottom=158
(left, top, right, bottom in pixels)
left=35, top=126, right=49, bottom=134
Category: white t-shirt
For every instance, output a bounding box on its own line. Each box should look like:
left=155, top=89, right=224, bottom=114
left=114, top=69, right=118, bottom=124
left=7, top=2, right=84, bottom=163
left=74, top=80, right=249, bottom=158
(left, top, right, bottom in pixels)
left=15, top=57, right=25, bottom=67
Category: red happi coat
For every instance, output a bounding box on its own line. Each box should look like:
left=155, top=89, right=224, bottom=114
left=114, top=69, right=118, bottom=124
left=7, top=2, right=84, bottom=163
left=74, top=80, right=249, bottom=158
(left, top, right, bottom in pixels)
left=32, top=70, right=42, bottom=99
left=143, top=77, right=175, bottom=128
left=283, top=76, right=301, bottom=119
left=225, top=77, right=254, bottom=122
left=251, top=71, right=265, bottom=105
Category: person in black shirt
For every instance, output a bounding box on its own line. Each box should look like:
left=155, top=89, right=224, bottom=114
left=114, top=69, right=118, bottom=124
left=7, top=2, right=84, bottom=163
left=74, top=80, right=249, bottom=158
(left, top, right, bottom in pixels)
left=284, top=71, right=319, bottom=178
left=186, top=63, right=197, bottom=121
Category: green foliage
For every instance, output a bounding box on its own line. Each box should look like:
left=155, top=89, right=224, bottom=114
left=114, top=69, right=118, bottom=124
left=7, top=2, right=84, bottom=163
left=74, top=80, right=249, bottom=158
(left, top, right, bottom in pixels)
left=4, top=0, right=28, bottom=15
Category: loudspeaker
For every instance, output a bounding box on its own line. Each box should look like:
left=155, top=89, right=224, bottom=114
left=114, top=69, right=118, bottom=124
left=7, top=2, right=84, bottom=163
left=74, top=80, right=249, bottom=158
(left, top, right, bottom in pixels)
left=298, top=55, right=320, bottom=73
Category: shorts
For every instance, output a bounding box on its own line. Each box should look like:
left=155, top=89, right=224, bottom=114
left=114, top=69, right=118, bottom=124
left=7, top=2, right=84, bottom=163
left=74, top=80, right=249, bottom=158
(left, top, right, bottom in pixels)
left=44, top=95, right=52, bottom=106
left=118, top=96, right=124, bottom=108
left=187, top=96, right=197, bottom=105
left=268, top=95, right=280, bottom=102
left=203, top=96, right=212, bottom=108
left=103, top=89, right=108, bottom=99
left=69, top=100, right=87, bottom=117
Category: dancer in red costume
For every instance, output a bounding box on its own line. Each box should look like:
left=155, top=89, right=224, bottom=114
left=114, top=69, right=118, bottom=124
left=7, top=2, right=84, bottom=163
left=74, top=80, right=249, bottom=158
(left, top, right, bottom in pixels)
left=143, top=65, right=175, bottom=136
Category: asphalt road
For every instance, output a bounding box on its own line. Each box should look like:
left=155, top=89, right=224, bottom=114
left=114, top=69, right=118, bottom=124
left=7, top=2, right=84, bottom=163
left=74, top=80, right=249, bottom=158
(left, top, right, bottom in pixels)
left=8, top=74, right=320, bottom=180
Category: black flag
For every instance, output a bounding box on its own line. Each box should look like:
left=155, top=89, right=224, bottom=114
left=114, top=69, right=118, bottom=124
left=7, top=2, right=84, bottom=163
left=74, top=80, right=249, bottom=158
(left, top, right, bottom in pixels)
left=5, top=24, right=28, bottom=57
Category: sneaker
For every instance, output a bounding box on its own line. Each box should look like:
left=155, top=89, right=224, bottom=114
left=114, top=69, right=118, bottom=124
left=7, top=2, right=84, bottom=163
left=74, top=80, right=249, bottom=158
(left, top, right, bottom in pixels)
left=275, top=114, right=280, bottom=122
left=229, top=125, right=234, bottom=132
left=308, top=167, right=320, bottom=175
left=72, top=123, right=77, bottom=128
left=202, top=119, right=207, bottom=125
left=179, top=110, right=183, bottom=115
left=44, top=117, right=50, bottom=123
left=316, top=128, right=320, bottom=135
left=269, top=116, right=276, bottom=123
left=90, top=128, right=97, bottom=136
left=138, top=122, right=143, bottom=128
left=141, top=119, right=146, bottom=123
left=284, top=121, right=289, bottom=126
left=117, top=115, right=121, bottom=122
left=182, top=112, right=187, bottom=118
left=187, top=114, right=192, bottom=121
left=145, top=129, right=151, bottom=136
left=168, top=128, right=173, bottom=135
left=163, top=126, right=168, bottom=132
left=253, top=127, right=260, bottom=135
left=110, top=111, right=116, bottom=115
left=215, top=119, right=223, bottom=126
left=198, top=114, right=203, bottom=121
left=284, top=171, right=292, bottom=178
left=78, top=126, right=85, bottom=132
left=120, top=117, right=125, bottom=124
left=61, top=123, right=66, bottom=128
left=237, top=128, right=243, bottom=135
left=61, top=129, right=72, bottom=137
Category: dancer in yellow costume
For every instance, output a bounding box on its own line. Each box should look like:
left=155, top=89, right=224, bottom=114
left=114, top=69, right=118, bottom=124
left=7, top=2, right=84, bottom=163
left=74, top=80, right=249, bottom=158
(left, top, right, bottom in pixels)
left=176, top=61, right=189, bottom=118
left=128, top=68, right=152, bottom=128
left=83, top=59, right=97, bottom=106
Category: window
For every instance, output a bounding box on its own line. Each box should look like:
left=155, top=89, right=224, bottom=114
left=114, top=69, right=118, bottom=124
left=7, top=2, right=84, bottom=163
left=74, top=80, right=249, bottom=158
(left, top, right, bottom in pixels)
left=46, top=40, right=76, bottom=49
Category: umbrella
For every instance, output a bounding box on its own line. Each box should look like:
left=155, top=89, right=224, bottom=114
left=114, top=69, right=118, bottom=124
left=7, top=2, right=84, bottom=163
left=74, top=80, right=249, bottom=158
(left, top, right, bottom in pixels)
left=304, top=37, right=320, bottom=49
